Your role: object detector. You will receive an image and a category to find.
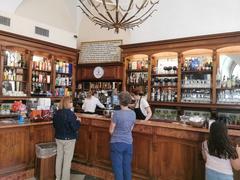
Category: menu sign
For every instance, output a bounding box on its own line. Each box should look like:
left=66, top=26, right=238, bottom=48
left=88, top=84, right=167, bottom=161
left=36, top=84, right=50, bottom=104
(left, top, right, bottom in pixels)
left=79, top=40, right=122, bottom=64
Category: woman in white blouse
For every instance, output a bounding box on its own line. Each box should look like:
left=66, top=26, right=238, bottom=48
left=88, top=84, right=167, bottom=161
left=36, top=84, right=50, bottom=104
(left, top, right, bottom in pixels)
left=202, top=121, right=240, bottom=180
left=82, top=91, right=105, bottom=113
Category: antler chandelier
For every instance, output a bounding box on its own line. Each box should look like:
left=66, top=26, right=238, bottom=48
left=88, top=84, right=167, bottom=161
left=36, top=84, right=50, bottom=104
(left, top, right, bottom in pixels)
left=78, top=0, right=159, bottom=33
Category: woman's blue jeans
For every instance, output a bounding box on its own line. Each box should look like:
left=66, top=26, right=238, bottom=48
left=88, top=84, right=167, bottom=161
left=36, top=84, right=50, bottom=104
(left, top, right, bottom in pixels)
left=110, top=142, right=133, bottom=180
left=206, top=168, right=233, bottom=180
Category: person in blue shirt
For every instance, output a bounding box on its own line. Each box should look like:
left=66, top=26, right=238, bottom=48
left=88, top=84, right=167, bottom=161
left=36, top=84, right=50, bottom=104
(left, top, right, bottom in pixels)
left=53, top=96, right=81, bottom=180
left=109, top=91, right=136, bottom=180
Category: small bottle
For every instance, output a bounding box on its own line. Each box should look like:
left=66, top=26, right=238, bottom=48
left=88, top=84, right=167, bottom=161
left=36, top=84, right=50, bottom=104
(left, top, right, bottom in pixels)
left=227, top=77, right=231, bottom=89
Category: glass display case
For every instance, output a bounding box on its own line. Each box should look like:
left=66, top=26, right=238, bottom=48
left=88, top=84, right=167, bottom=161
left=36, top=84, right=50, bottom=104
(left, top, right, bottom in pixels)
left=2, top=48, right=28, bottom=96
left=151, top=52, right=178, bottom=102
left=216, top=46, right=240, bottom=104
left=126, top=54, right=148, bottom=93
left=55, top=59, right=73, bottom=96
left=181, top=49, right=213, bottom=103
left=31, top=55, right=52, bottom=96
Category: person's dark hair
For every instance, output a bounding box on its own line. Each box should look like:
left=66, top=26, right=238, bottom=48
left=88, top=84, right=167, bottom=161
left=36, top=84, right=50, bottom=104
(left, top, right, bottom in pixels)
left=208, top=121, right=238, bottom=159
left=118, top=91, right=132, bottom=106
left=131, top=87, right=144, bottom=96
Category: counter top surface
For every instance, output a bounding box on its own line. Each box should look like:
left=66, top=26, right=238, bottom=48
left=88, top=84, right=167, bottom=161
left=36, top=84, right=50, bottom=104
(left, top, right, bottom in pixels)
left=0, top=120, right=52, bottom=129
left=77, top=113, right=240, bottom=137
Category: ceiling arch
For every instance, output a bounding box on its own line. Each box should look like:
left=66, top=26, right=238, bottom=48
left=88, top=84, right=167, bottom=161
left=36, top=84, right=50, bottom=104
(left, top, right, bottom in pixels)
left=0, top=0, right=24, bottom=13
left=14, top=0, right=77, bottom=33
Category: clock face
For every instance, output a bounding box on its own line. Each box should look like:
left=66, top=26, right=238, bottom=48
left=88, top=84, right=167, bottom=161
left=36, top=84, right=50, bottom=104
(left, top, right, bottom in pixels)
left=93, top=66, right=104, bottom=79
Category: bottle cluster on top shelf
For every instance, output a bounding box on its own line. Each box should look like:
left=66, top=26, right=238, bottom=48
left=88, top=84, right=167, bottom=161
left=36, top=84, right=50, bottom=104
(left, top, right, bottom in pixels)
left=152, top=65, right=178, bottom=75
left=55, top=61, right=72, bottom=74
left=128, top=59, right=148, bottom=71
left=55, top=60, right=73, bottom=97
left=2, top=50, right=27, bottom=96
left=182, top=56, right=212, bottom=72
left=32, top=58, right=51, bottom=71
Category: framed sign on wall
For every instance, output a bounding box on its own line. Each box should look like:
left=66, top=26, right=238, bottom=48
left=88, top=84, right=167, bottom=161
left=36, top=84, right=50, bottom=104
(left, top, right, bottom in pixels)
left=78, top=40, right=122, bottom=64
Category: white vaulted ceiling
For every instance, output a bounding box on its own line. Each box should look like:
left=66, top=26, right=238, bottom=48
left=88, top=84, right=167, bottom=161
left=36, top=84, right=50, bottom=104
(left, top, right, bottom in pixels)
left=0, top=0, right=78, bottom=33
left=0, top=0, right=24, bottom=13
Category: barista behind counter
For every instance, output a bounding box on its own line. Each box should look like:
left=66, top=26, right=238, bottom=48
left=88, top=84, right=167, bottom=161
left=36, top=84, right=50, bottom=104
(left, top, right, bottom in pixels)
left=82, top=91, right=105, bottom=114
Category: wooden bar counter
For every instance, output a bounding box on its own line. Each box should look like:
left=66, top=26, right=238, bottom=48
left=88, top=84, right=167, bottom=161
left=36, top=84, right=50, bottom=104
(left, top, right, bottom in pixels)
left=73, top=114, right=240, bottom=180
left=0, top=115, right=239, bottom=180
left=0, top=121, right=54, bottom=179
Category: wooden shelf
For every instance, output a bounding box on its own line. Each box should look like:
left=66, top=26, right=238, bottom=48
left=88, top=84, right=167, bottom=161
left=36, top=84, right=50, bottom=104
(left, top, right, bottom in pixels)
left=3, top=80, right=27, bottom=83
left=152, top=85, right=177, bottom=88
left=217, top=87, right=240, bottom=90
left=181, top=70, right=212, bottom=75
left=4, top=66, right=28, bottom=70
left=181, top=87, right=211, bottom=89
left=152, top=73, right=177, bottom=77
left=149, top=101, right=240, bottom=110
left=32, top=82, right=51, bottom=84
left=0, top=113, right=19, bottom=118
left=127, top=83, right=148, bottom=86
left=32, top=69, right=51, bottom=73
left=127, top=69, right=148, bottom=73
left=55, top=85, right=72, bottom=88
left=56, top=72, right=72, bottom=75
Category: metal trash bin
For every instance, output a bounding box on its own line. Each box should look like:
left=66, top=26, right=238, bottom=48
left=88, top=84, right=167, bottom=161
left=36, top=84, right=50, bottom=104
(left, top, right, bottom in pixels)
left=35, top=142, right=57, bottom=180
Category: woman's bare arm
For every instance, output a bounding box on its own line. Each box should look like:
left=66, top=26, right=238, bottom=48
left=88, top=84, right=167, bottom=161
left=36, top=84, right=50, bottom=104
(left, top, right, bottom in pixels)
left=109, top=121, right=116, bottom=135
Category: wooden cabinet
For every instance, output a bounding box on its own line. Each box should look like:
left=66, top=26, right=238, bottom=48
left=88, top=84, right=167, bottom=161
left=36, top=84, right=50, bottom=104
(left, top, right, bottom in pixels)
left=77, top=63, right=123, bottom=81
left=74, top=119, right=91, bottom=164
left=121, top=32, right=240, bottom=129
left=0, top=127, right=29, bottom=175
left=91, top=126, right=111, bottom=169
left=0, top=30, right=77, bottom=100
left=0, top=123, right=53, bottom=177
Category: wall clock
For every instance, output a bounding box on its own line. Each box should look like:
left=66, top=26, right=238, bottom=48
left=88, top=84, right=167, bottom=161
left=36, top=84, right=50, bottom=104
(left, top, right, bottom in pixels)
left=93, top=66, right=104, bottom=79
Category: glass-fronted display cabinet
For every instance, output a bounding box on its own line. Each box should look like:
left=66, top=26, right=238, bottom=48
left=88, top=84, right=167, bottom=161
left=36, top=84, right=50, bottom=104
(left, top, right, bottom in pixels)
left=2, top=47, right=28, bottom=97
left=151, top=52, right=178, bottom=102
left=216, top=46, right=240, bottom=104
left=125, top=54, right=148, bottom=94
left=55, top=59, right=73, bottom=97
left=31, top=55, right=52, bottom=96
left=181, top=49, right=213, bottom=103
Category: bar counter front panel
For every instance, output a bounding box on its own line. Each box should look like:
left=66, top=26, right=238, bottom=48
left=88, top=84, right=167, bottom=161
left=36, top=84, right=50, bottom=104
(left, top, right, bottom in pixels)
left=0, top=116, right=239, bottom=180
left=72, top=114, right=240, bottom=180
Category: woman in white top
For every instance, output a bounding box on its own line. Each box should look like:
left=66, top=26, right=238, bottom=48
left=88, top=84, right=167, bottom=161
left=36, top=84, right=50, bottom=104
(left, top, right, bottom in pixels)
left=202, top=121, right=240, bottom=180
left=82, top=91, right=105, bottom=113
left=131, top=88, right=152, bottom=121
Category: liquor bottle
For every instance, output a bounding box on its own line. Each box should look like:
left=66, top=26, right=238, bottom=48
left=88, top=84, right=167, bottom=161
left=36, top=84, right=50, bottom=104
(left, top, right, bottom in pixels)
left=56, top=62, right=59, bottom=73
left=35, top=71, right=39, bottom=82
left=156, top=89, right=160, bottom=101
left=62, top=62, right=65, bottom=73
left=151, top=88, right=155, bottom=101
left=13, top=70, right=16, bottom=81
left=32, top=71, right=36, bottom=82
left=66, top=63, right=69, bottom=74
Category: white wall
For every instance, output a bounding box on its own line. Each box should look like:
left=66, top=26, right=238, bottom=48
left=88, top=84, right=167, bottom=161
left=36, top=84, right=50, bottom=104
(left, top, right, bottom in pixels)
left=77, top=15, right=131, bottom=48
left=16, top=0, right=77, bottom=33
left=0, top=11, right=77, bottom=48
left=128, top=0, right=240, bottom=43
